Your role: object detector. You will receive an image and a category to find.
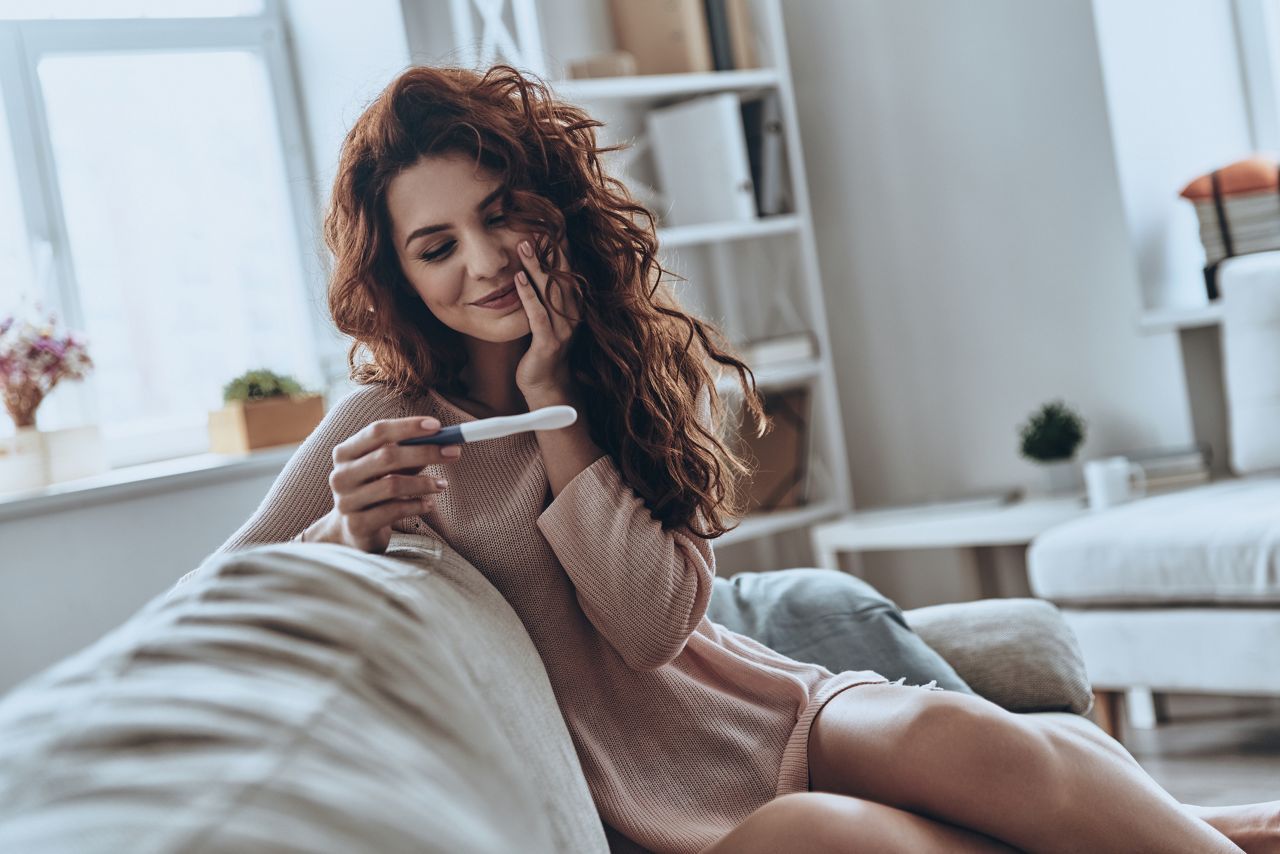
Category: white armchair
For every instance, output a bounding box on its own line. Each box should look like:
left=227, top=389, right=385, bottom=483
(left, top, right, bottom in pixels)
left=1028, top=250, right=1280, bottom=739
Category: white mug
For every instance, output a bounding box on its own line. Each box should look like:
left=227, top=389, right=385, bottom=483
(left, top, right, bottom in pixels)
left=1084, top=456, right=1146, bottom=511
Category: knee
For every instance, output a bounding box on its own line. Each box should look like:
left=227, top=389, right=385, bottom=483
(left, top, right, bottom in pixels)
left=750, top=793, right=879, bottom=851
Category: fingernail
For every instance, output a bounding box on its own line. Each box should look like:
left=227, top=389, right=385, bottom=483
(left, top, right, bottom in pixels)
left=420, top=417, right=439, bottom=430
left=520, top=241, right=533, bottom=257
left=441, top=445, right=462, bottom=457
left=516, top=271, right=528, bottom=285
left=435, top=478, right=448, bottom=489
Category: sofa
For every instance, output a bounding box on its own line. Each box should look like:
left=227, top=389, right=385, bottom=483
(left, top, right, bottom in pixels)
left=0, top=533, right=1092, bottom=853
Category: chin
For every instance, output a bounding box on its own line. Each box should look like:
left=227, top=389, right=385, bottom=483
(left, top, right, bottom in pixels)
left=466, top=317, right=530, bottom=344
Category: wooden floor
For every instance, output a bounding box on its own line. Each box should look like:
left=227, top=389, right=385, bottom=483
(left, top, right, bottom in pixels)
left=1122, top=695, right=1280, bottom=805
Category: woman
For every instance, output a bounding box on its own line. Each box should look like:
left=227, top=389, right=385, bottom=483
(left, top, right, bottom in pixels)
left=221, top=65, right=1275, bottom=853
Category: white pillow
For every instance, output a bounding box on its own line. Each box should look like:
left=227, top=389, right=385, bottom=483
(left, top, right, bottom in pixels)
left=1220, top=251, right=1280, bottom=475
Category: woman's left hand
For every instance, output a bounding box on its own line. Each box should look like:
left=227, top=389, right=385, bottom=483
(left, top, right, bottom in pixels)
left=514, top=238, right=581, bottom=403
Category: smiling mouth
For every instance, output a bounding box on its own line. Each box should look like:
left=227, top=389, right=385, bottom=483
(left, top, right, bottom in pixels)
left=472, top=284, right=516, bottom=306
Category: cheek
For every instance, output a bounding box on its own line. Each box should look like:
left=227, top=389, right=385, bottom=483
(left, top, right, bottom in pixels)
left=405, top=264, right=465, bottom=310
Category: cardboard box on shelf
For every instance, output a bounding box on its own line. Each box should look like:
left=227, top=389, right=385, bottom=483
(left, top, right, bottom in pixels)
left=734, top=386, right=811, bottom=512
left=208, top=395, right=325, bottom=454
left=609, top=0, right=713, bottom=75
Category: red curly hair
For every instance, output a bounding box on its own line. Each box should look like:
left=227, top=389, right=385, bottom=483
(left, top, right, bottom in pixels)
left=324, top=65, right=765, bottom=537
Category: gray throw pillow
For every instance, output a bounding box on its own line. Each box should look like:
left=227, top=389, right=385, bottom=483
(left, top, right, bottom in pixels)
left=708, top=568, right=972, bottom=693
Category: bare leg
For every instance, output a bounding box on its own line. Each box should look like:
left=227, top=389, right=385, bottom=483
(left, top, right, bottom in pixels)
left=699, top=792, right=1013, bottom=854
left=1186, top=804, right=1280, bottom=854
left=1043, top=711, right=1280, bottom=853
left=808, top=683, right=1244, bottom=853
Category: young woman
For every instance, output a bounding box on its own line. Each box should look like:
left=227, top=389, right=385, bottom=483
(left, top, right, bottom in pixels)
left=221, top=65, right=1275, bottom=854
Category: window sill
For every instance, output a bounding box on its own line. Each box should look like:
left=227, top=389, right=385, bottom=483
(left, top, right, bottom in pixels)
left=0, top=444, right=297, bottom=523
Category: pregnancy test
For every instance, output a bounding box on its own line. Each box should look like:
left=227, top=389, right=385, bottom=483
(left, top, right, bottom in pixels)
left=399, top=405, right=577, bottom=446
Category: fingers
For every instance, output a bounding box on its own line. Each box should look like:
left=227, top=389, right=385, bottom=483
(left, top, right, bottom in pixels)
left=345, top=495, right=436, bottom=546
left=334, top=416, right=444, bottom=463
left=519, top=239, right=580, bottom=338
left=334, top=472, right=448, bottom=515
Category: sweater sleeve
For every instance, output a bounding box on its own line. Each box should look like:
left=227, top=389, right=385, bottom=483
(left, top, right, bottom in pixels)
left=214, top=385, right=411, bottom=554
left=535, top=454, right=716, bottom=671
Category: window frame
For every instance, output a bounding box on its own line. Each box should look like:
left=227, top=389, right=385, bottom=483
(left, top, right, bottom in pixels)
left=0, top=0, right=333, bottom=466
left=1234, top=0, right=1280, bottom=150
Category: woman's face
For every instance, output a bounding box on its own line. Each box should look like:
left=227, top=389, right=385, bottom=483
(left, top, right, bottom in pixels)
left=386, top=153, right=533, bottom=343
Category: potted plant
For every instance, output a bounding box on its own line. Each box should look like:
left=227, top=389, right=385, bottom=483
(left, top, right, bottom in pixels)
left=208, top=368, right=324, bottom=454
left=1018, top=400, right=1087, bottom=494
left=0, top=308, right=101, bottom=492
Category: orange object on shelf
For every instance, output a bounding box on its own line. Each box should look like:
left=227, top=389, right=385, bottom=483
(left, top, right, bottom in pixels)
left=208, top=395, right=325, bottom=454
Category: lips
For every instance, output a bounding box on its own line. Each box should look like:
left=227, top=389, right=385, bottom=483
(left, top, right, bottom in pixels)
left=471, top=284, right=516, bottom=306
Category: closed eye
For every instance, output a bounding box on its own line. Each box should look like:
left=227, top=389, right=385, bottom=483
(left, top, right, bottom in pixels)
left=419, top=241, right=455, bottom=263
left=417, top=211, right=508, bottom=264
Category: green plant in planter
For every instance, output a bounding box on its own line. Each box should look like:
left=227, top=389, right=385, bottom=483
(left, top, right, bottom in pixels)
left=1018, top=400, right=1086, bottom=462
left=222, top=369, right=308, bottom=404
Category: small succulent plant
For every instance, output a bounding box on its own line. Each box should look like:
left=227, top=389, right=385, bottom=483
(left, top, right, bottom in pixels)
left=222, top=368, right=308, bottom=404
left=1018, top=400, right=1086, bottom=462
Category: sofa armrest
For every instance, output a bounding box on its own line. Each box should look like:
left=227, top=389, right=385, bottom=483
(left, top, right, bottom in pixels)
left=905, top=598, right=1093, bottom=714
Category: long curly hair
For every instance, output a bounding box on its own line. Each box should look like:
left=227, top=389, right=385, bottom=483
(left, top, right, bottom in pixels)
left=324, top=64, right=766, bottom=538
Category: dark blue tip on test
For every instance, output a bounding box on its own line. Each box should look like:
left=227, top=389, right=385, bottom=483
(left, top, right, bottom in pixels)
left=399, top=424, right=464, bottom=446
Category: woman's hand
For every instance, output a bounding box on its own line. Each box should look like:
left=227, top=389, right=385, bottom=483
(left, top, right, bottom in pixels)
left=514, top=238, right=581, bottom=404
left=302, top=417, right=459, bottom=554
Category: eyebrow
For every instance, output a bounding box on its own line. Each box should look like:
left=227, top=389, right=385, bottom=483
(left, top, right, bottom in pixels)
left=402, top=187, right=505, bottom=250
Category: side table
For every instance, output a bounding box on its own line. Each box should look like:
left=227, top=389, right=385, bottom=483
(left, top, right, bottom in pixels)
left=810, top=496, right=1088, bottom=598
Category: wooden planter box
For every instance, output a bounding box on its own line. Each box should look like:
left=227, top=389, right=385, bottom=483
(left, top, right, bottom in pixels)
left=208, top=395, right=325, bottom=454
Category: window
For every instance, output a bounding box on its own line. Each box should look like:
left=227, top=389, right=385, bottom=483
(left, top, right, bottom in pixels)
left=0, top=0, right=327, bottom=466
left=1235, top=0, right=1280, bottom=150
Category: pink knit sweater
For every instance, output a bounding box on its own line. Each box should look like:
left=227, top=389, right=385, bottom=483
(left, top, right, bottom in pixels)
left=219, top=384, right=886, bottom=854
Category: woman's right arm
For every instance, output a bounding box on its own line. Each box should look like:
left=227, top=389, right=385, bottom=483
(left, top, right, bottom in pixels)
left=215, top=388, right=458, bottom=555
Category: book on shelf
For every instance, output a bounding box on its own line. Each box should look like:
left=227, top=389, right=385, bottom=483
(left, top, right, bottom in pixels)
left=608, top=0, right=712, bottom=75
left=725, top=0, right=759, bottom=69
left=704, top=0, right=733, bottom=71
left=1192, top=190, right=1280, bottom=264
left=647, top=93, right=757, bottom=226
left=740, top=93, right=789, bottom=216
left=704, top=0, right=760, bottom=71
left=738, top=331, right=816, bottom=367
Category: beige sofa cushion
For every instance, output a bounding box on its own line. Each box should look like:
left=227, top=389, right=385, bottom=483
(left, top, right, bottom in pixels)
left=0, top=535, right=608, bottom=853
left=906, top=598, right=1093, bottom=714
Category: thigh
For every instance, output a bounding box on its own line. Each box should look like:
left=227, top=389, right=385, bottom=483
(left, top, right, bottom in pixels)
left=807, top=683, right=1052, bottom=816
left=699, top=792, right=1013, bottom=854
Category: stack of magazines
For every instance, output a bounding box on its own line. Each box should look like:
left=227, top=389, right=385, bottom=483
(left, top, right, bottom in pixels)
left=1129, top=444, right=1212, bottom=492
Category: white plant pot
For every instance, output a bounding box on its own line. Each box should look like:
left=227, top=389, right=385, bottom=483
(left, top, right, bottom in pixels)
left=0, top=424, right=106, bottom=495
left=0, top=428, right=48, bottom=495
left=1042, top=459, right=1079, bottom=495
left=42, top=424, right=107, bottom=483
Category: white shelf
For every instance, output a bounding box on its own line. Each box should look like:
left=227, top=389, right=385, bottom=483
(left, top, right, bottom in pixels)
left=553, top=68, right=780, bottom=103
left=0, top=444, right=296, bottom=523
left=658, top=215, right=800, bottom=248
left=718, top=500, right=841, bottom=548
left=716, top=356, right=822, bottom=395
left=1138, top=303, right=1223, bottom=333
left=810, top=496, right=1086, bottom=553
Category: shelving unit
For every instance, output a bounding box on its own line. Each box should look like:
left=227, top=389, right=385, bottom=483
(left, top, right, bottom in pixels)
left=1137, top=303, right=1223, bottom=334
left=403, top=0, right=853, bottom=550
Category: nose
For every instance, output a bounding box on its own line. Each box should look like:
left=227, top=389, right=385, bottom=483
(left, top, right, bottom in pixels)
left=465, top=231, right=509, bottom=281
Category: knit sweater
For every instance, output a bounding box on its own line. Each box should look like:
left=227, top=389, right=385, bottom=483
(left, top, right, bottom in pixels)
left=218, top=384, right=887, bottom=854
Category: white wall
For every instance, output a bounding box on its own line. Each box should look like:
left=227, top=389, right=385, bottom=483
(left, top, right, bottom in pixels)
left=0, top=472, right=278, bottom=692
left=780, top=0, right=1196, bottom=604
left=1092, top=0, right=1254, bottom=311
